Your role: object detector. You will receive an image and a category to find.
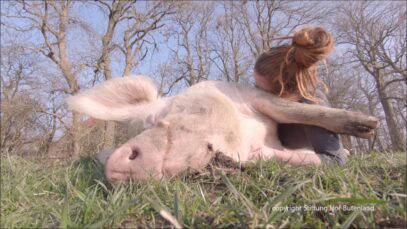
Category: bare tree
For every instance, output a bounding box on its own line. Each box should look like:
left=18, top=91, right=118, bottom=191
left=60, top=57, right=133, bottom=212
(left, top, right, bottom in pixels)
left=2, top=0, right=85, bottom=156
left=91, top=0, right=136, bottom=149
left=2, top=0, right=405, bottom=159
left=0, top=43, right=50, bottom=156
left=2, top=0, right=174, bottom=155
left=166, top=2, right=214, bottom=87
left=92, top=0, right=173, bottom=148
left=153, top=60, right=183, bottom=96
left=335, top=1, right=406, bottom=151
left=235, top=1, right=331, bottom=58
left=120, top=2, right=172, bottom=76
left=209, top=2, right=251, bottom=83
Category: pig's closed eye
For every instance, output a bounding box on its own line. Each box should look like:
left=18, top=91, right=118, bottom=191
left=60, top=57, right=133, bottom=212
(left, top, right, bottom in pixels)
left=207, top=143, right=214, bottom=151
left=129, top=149, right=139, bottom=160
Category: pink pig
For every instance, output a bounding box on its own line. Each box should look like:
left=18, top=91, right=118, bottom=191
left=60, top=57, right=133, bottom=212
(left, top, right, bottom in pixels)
left=67, top=76, right=377, bottom=182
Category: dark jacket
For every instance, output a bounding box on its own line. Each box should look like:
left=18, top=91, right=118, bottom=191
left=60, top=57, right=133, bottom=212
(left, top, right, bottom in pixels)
left=278, top=89, right=347, bottom=165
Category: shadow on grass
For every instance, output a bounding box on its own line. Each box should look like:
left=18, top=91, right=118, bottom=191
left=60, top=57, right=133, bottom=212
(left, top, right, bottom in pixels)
left=70, top=155, right=111, bottom=189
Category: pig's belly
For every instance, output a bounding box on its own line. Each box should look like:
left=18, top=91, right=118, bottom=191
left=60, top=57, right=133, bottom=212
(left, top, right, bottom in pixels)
left=237, top=115, right=283, bottom=162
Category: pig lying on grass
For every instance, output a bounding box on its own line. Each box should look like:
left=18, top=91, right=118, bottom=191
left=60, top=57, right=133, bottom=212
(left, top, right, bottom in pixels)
left=67, top=76, right=377, bottom=182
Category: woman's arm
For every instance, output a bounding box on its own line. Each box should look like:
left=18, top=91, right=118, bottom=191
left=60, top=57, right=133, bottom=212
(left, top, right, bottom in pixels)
left=277, top=89, right=348, bottom=166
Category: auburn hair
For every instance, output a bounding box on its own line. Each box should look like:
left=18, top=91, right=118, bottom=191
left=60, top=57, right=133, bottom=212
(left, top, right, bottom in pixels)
left=254, top=27, right=334, bottom=102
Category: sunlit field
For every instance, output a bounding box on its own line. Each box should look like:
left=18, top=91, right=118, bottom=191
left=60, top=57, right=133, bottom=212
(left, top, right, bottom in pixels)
left=1, top=152, right=405, bottom=228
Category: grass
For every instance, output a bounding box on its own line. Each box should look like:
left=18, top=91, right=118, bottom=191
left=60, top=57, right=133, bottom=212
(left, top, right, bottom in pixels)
left=1, top=152, right=406, bottom=228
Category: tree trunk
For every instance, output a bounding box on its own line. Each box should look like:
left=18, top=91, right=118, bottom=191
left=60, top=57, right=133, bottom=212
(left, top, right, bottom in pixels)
left=341, top=135, right=353, bottom=153
left=355, top=137, right=367, bottom=153
left=100, top=13, right=116, bottom=149
left=375, top=134, right=385, bottom=152
left=376, top=76, right=406, bottom=151
left=72, top=112, right=81, bottom=157
left=100, top=35, right=115, bottom=149
left=105, top=121, right=116, bottom=147
left=42, top=110, right=57, bottom=155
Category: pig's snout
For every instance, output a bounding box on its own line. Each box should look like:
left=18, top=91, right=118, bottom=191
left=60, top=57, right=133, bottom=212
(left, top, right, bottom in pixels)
left=105, top=146, right=138, bottom=182
left=115, top=145, right=141, bottom=161
left=104, top=144, right=163, bottom=182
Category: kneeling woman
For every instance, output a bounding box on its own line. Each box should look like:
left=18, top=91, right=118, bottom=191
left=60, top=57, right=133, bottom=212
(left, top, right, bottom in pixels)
left=254, top=27, right=348, bottom=166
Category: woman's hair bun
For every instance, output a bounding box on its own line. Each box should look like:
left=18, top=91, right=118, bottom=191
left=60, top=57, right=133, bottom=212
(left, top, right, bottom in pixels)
left=291, top=27, right=334, bottom=68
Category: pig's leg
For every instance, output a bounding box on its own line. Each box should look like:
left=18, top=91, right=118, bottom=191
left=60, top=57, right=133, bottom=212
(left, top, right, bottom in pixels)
left=249, top=145, right=321, bottom=166
left=271, top=148, right=322, bottom=166
left=251, top=92, right=378, bottom=139
left=248, top=144, right=277, bottom=160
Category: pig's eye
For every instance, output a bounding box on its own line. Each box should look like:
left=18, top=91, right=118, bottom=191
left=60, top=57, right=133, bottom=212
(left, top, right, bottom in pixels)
left=129, top=149, right=139, bottom=160
left=207, top=143, right=214, bottom=151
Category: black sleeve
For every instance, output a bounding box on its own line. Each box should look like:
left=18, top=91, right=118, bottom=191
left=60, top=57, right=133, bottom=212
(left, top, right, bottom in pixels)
left=302, top=89, right=347, bottom=165
left=303, top=124, right=346, bottom=165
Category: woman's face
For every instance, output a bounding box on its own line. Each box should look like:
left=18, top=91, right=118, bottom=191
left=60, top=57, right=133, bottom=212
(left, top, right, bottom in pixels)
left=254, top=71, right=300, bottom=101
left=254, top=71, right=275, bottom=93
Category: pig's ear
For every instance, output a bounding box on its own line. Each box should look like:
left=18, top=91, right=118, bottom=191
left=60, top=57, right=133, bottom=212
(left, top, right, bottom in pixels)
left=66, top=76, right=158, bottom=121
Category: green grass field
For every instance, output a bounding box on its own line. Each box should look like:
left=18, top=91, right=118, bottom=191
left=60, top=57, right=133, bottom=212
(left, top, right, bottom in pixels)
left=1, top=152, right=406, bottom=228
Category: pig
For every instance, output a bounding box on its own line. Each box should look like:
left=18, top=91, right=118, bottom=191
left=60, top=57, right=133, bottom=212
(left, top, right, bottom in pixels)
left=66, top=76, right=378, bottom=182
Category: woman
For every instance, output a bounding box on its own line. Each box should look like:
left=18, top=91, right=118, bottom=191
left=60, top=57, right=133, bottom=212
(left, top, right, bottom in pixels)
left=254, top=27, right=348, bottom=166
